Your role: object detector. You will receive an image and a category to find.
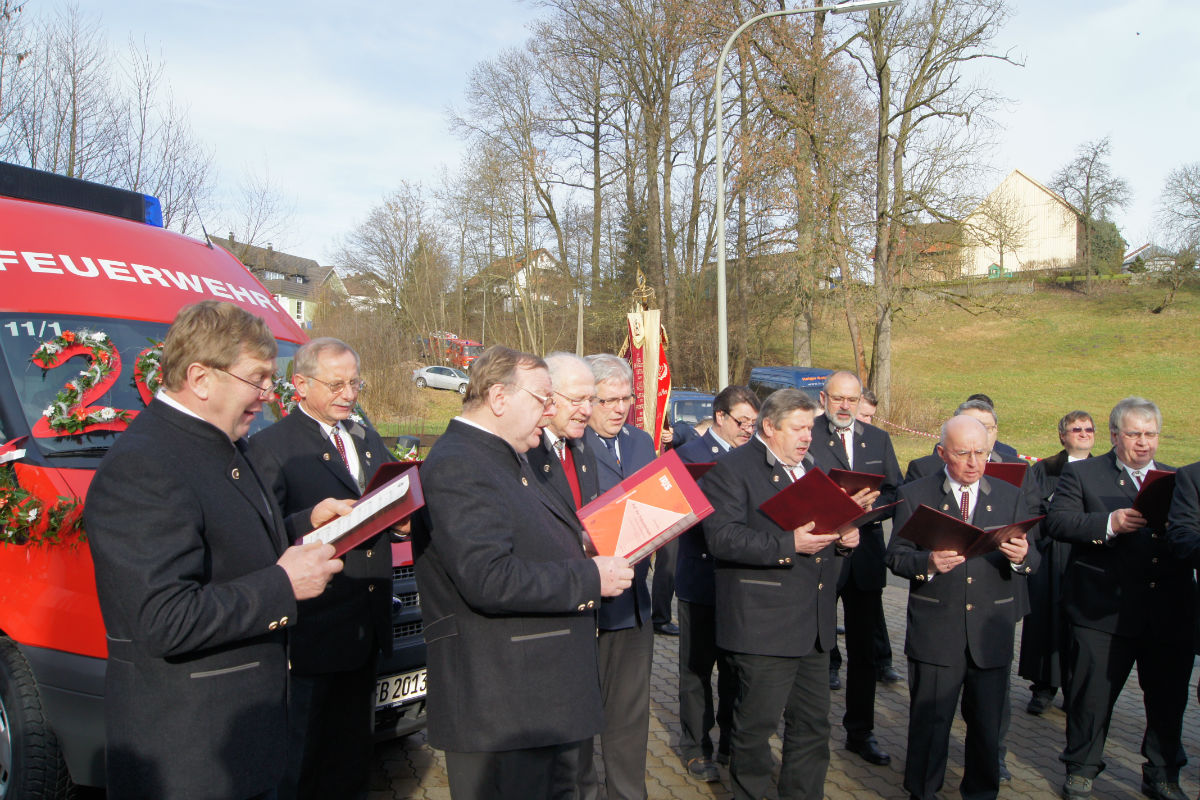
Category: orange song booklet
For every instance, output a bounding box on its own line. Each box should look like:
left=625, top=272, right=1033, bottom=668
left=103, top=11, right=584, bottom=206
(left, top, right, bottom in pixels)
left=301, top=461, right=424, bottom=557
left=577, top=449, right=714, bottom=564
left=894, top=504, right=1042, bottom=559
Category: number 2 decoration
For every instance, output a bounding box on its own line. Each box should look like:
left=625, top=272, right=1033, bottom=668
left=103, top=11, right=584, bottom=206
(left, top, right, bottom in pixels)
left=31, top=330, right=134, bottom=437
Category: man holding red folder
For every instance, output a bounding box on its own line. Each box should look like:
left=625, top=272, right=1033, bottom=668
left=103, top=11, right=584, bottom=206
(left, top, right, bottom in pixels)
left=248, top=337, right=393, bottom=800
left=702, top=388, right=858, bottom=800
left=886, top=414, right=1035, bottom=800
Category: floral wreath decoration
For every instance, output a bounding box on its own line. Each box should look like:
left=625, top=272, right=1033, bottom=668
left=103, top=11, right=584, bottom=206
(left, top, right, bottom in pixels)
left=32, top=330, right=133, bottom=436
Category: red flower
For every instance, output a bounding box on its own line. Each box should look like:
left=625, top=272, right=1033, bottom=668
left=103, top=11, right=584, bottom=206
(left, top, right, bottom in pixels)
left=73, top=409, right=88, bottom=421
left=62, top=331, right=76, bottom=343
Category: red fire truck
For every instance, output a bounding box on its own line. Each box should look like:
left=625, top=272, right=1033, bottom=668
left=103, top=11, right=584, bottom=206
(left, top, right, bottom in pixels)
left=0, top=162, right=426, bottom=796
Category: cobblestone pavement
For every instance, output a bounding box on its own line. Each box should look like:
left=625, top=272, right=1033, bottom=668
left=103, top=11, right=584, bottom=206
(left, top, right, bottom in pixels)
left=370, top=577, right=1200, bottom=799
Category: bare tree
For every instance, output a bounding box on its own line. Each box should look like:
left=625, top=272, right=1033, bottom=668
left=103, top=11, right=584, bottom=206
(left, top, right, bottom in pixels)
left=1157, top=162, right=1200, bottom=248
left=220, top=167, right=295, bottom=258
left=1050, top=136, right=1131, bottom=290
left=963, top=186, right=1028, bottom=275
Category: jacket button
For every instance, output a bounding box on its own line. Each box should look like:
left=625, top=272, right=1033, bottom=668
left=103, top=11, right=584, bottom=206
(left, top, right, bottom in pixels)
left=279, top=616, right=289, bottom=626
left=1150, top=581, right=1157, bottom=588
left=323, top=453, right=331, bottom=461
left=365, top=451, right=372, bottom=459
left=965, top=603, right=974, bottom=611
left=587, top=600, right=595, bottom=609
left=231, top=468, right=240, bottom=480
left=818, top=582, right=823, bottom=590
left=814, top=557, right=821, bottom=564
left=577, top=603, right=586, bottom=611
left=521, top=477, right=529, bottom=486
left=966, top=577, right=973, bottom=584
left=268, top=621, right=279, bottom=630
left=784, top=558, right=792, bottom=564
left=366, top=549, right=374, bottom=558
left=368, top=584, right=376, bottom=592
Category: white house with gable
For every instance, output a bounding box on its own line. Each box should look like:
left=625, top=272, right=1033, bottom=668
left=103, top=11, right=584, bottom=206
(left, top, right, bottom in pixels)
left=961, top=169, right=1082, bottom=277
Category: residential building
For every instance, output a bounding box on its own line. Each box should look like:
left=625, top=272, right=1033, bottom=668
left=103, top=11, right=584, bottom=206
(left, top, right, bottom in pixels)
left=211, top=235, right=344, bottom=327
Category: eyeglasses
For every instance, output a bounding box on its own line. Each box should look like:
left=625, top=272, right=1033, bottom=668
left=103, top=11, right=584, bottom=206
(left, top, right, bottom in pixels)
left=1119, top=430, right=1158, bottom=441
left=516, top=385, right=556, bottom=409
left=553, top=391, right=592, bottom=409
left=722, top=412, right=757, bottom=431
left=946, top=448, right=989, bottom=459
left=309, top=376, right=367, bottom=395
left=218, top=368, right=276, bottom=399
left=1066, top=426, right=1095, bottom=434
left=826, top=394, right=860, bottom=406
left=592, top=394, right=634, bottom=410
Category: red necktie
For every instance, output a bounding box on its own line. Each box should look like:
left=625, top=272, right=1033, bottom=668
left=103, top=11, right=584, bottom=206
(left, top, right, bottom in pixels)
left=562, top=445, right=583, bottom=509
left=331, top=429, right=350, bottom=470
left=960, top=489, right=970, bottom=521
left=839, top=430, right=851, bottom=465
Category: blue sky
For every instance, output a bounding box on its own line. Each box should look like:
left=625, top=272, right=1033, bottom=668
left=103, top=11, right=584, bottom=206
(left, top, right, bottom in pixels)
left=60, top=0, right=1200, bottom=261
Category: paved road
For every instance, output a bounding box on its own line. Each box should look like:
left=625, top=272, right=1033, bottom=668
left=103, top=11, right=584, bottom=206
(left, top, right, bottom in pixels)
left=370, top=577, right=1199, bottom=799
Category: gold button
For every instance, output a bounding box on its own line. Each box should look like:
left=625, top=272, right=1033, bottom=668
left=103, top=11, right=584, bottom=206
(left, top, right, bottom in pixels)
left=967, top=577, right=974, bottom=584
left=268, top=621, right=279, bottom=630
left=818, top=583, right=823, bottom=590
left=231, top=468, right=240, bottom=480
left=323, top=453, right=331, bottom=461
left=279, top=616, right=289, bottom=626
left=365, top=451, right=372, bottom=459
left=785, top=558, right=792, bottom=564
left=815, top=557, right=821, bottom=564
left=587, top=600, right=595, bottom=609
left=966, top=603, right=974, bottom=611
left=522, top=477, right=529, bottom=486
left=581, top=465, right=587, bottom=472
left=368, top=584, right=376, bottom=592
left=577, top=603, right=586, bottom=611
left=366, top=549, right=374, bottom=558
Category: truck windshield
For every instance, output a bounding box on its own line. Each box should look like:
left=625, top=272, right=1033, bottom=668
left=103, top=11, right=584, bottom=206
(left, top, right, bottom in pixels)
left=0, top=313, right=297, bottom=460
left=462, top=345, right=484, bottom=357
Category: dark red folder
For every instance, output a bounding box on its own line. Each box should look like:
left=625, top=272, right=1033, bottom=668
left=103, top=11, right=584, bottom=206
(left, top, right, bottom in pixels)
left=685, top=461, right=716, bottom=480
left=828, top=468, right=884, bottom=495
left=1133, top=469, right=1175, bottom=531
left=984, top=461, right=1029, bottom=487
left=301, top=462, right=424, bottom=557
left=894, top=504, right=1042, bottom=559
left=758, top=466, right=898, bottom=534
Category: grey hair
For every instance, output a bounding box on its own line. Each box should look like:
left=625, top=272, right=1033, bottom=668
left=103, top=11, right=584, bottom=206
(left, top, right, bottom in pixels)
left=293, top=337, right=359, bottom=377
left=585, top=353, right=633, bottom=387
left=1109, top=397, right=1161, bottom=434
left=544, top=351, right=591, bottom=388
left=758, top=388, right=819, bottom=433
left=955, top=398, right=997, bottom=424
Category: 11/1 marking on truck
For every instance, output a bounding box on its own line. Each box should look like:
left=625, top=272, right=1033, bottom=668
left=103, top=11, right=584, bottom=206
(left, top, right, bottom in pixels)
left=375, top=668, right=427, bottom=709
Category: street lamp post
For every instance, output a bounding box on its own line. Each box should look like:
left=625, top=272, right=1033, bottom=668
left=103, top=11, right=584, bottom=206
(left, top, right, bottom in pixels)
left=712, top=0, right=900, bottom=390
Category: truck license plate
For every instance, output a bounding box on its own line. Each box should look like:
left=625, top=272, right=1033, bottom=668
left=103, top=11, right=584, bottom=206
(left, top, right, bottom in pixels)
left=375, top=668, right=427, bottom=709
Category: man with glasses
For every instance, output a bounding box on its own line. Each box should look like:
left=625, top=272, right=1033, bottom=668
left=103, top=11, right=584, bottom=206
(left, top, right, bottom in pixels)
left=1048, top=397, right=1191, bottom=800
left=905, top=399, right=1023, bottom=483
left=580, top=353, right=658, bottom=800
left=673, top=385, right=761, bottom=782
left=1018, top=411, right=1095, bottom=717
left=809, top=371, right=901, bottom=768
left=528, top=352, right=600, bottom=516
left=414, top=346, right=633, bottom=800
left=84, top=301, right=347, bottom=799
left=886, top=414, right=1035, bottom=800
left=248, top=337, right=392, bottom=800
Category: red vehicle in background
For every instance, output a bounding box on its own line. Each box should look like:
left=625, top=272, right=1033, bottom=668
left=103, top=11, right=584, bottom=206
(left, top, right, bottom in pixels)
left=421, top=331, right=483, bottom=370
left=0, top=162, right=426, bottom=796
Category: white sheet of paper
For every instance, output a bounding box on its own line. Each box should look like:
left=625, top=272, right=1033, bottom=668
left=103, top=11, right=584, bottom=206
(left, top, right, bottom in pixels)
left=302, top=474, right=409, bottom=546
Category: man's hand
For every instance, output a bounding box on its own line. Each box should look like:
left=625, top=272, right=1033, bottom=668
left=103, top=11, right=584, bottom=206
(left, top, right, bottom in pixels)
left=998, top=536, right=1029, bottom=564
left=310, top=497, right=355, bottom=529
left=593, top=556, right=635, bottom=597
left=794, top=521, right=840, bottom=554
left=928, top=549, right=965, bottom=574
left=1109, top=507, right=1147, bottom=535
left=278, top=542, right=344, bottom=600
left=836, top=524, right=860, bottom=549
left=849, top=487, right=880, bottom=511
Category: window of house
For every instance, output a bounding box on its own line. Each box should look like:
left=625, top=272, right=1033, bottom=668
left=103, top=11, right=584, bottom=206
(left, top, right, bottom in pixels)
left=294, top=300, right=304, bottom=321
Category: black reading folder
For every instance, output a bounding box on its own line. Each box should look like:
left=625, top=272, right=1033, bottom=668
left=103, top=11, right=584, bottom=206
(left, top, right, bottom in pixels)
left=758, top=466, right=898, bottom=534
left=894, top=504, right=1043, bottom=559
left=1133, top=469, right=1175, bottom=531
left=301, top=463, right=424, bottom=557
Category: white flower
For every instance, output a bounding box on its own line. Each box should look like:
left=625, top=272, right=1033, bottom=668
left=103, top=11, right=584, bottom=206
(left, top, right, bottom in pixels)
left=98, top=408, right=116, bottom=421
left=350, top=413, right=364, bottom=424
left=43, top=406, right=54, bottom=418
left=27, top=508, right=38, bottom=521
left=92, top=332, right=107, bottom=341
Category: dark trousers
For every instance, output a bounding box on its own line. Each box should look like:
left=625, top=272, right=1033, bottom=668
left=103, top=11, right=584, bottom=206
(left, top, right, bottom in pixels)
left=830, top=591, right=894, bottom=671
left=904, top=655, right=1009, bottom=800
left=579, top=622, right=653, bottom=800
left=1061, top=625, right=1191, bottom=782
left=726, top=650, right=831, bottom=800
left=839, top=580, right=884, bottom=743
left=651, top=539, right=678, bottom=626
left=446, top=741, right=585, bottom=800
left=677, top=600, right=735, bottom=761
left=279, top=656, right=376, bottom=800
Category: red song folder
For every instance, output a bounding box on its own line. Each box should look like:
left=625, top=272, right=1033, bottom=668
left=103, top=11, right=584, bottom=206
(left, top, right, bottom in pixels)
left=827, top=468, right=884, bottom=495
left=301, top=462, right=424, bottom=557
left=984, top=461, right=1029, bottom=487
left=894, top=504, right=1042, bottom=559
left=577, top=449, right=714, bottom=564
left=1133, top=469, right=1175, bottom=531
left=758, top=467, right=898, bottom=534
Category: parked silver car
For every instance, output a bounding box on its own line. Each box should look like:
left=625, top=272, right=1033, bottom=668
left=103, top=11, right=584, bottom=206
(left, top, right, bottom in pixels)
left=413, top=365, right=470, bottom=394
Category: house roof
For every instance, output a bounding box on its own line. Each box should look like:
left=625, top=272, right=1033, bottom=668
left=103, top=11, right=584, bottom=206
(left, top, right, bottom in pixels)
left=465, top=248, right=560, bottom=289
left=1002, top=169, right=1082, bottom=219
left=210, top=235, right=339, bottom=300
